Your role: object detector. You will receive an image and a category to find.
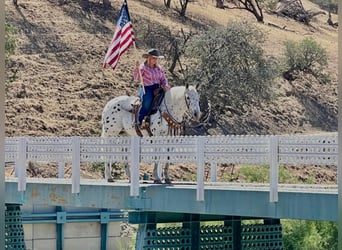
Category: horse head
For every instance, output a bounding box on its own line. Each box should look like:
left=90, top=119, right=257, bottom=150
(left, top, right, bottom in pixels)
left=184, top=83, right=201, bottom=121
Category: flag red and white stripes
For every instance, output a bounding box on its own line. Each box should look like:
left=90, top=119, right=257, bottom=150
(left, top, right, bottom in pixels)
left=103, top=0, right=135, bottom=70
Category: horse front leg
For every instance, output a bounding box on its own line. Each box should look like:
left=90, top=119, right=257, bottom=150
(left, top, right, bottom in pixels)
left=153, top=162, right=162, bottom=184
left=164, top=163, right=172, bottom=184
left=105, top=162, right=114, bottom=182
left=105, top=162, right=130, bottom=182
left=125, top=163, right=130, bottom=181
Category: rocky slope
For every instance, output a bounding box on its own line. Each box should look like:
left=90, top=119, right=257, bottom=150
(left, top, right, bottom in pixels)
left=5, top=0, right=338, bottom=183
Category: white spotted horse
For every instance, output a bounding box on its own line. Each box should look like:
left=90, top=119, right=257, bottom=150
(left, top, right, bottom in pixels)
left=101, top=84, right=201, bottom=184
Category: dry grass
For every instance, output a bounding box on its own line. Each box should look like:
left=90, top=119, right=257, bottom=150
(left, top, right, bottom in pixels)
left=4, top=0, right=338, bottom=181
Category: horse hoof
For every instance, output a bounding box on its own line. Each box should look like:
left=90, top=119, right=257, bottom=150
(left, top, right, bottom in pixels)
left=153, top=180, right=162, bottom=184
left=165, top=179, right=172, bottom=184
left=107, top=178, right=114, bottom=183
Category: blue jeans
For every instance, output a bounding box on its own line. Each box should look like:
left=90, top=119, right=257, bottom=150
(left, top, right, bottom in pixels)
left=138, top=84, right=160, bottom=125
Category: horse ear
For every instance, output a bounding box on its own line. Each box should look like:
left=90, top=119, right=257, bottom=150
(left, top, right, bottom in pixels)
left=195, top=83, right=200, bottom=90
left=185, top=83, right=189, bottom=89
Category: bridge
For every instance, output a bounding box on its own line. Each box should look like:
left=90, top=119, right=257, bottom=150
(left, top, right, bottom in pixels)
left=4, top=134, right=338, bottom=249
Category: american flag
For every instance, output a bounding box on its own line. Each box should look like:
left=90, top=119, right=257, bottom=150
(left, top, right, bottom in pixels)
left=103, top=0, right=135, bottom=70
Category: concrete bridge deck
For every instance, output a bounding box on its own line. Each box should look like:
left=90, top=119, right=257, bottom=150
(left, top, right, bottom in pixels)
left=5, top=178, right=337, bottom=222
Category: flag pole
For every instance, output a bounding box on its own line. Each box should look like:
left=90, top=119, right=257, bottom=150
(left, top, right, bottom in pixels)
left=134, top=43, right=145, bottom=94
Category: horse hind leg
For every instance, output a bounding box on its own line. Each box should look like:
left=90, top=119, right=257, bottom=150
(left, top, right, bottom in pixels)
left=152, top=163, right=172, bottom=184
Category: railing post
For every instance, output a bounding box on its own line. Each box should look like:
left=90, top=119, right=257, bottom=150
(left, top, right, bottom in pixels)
left=58, top=162, right=65, bottom=179
left=196, top=136, right=205, bottom=201
left=269, top=135, right=279, bottom=202
left=17, top=137, right=26, bottom=192
left=210, top=162, right=217, bottom=182
left=72, top=136, right=80, bottom=194
left=130, top=136, right=140, bottom=197
left=104, top=161, right=111, bottom=181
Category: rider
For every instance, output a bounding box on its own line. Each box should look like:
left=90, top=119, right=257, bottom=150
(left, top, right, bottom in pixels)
left=133, top=49, right=171, bottom=128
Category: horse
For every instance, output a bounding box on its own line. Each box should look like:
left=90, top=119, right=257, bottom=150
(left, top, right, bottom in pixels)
left=101, top=84, right=201, bottom=183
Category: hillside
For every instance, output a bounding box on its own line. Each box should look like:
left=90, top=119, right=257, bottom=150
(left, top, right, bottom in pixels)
left=4, top=0, right=338, bottom=183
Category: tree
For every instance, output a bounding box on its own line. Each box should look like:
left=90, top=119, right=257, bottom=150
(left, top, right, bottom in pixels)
left=283, top=220, right=338, bottom=250
left=327, top=11, right=338, bottom=28
left=309, top=0, right=338, bottom=14
left=282, top=37, right=329, bottom=83
left=164, top=0, right=172, bottom=8
left=185, top=22, right=278, bottom=117
left=277, top=0, right=325, bottom=25
left=226, top=0, right=265, bottom=22
left=135, top=21, right=195, bottom=75
left=178, top=0, right=190, bottom=17
left=216, top=0, right=225, bottom=9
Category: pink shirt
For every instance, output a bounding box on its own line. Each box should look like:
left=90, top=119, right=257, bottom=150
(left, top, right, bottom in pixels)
left=133, top=62, right=170, bottom=90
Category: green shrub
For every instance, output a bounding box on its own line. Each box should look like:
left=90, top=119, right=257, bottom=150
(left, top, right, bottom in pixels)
left=282, top=220, right=337, bottom=250
left=90, top=162, right=105, bottom=173
left=283, top=37, right=329, bottom=83
left=185, top=22, right=278, bottom=116
left=5, top=22, right=17, bottom=58
left=278, top=166, right=297, bottom=184
left=237, top=165, right=269, bottom=183
left=309, top=0, right=338, bottom=14
left=5, top=22, right=18, bottom=87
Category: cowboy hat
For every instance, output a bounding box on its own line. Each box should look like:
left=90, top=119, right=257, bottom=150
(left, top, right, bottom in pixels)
left=142, top=49, right=164, bottom=59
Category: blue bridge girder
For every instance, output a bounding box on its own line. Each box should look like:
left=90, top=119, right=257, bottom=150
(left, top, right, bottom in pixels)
left=5, top=178, right=337, bottom=222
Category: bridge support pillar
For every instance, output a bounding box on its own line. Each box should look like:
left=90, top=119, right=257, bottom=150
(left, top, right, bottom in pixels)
left=225, top=217, right=241, bottom=250
left=130, top=212, right=284, bottom=249
left=183, top=214, right=200, bottom=249
left=5, top=204, right=26, bottom=250
left=56, top=206, right=65, bottom=250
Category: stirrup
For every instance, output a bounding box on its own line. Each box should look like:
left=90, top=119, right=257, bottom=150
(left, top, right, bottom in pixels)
left=141, top=119, right=149, bottom=129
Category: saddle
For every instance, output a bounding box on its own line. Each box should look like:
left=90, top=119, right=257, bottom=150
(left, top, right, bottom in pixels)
left=133, top=88, right=165, bottom=137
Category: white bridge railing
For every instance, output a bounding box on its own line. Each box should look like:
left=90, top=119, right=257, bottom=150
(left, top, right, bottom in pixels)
left=5, top=134, right=338, bottom=202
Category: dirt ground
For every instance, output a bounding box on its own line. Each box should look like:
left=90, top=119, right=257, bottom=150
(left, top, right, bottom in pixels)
left=4, top=0, right=338, bottom=184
